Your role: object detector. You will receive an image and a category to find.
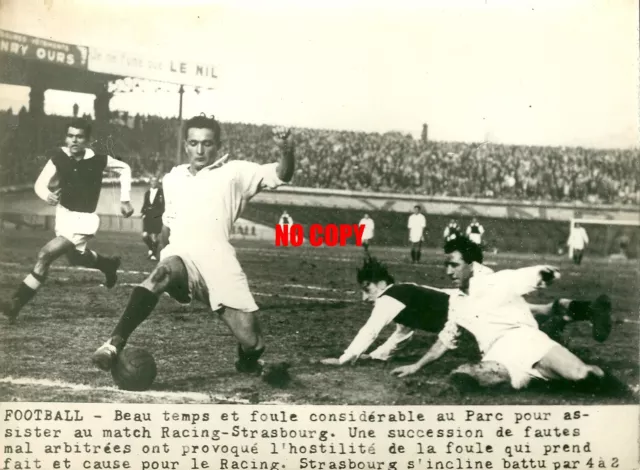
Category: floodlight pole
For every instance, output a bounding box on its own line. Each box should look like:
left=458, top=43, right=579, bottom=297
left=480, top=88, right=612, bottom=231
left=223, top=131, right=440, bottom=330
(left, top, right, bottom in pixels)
left=176, top=84, right=185, bottom=164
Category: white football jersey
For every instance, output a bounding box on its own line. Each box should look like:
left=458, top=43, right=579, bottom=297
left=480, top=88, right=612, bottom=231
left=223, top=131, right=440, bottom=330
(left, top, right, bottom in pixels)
left=162, top=160, right=285, bottom=247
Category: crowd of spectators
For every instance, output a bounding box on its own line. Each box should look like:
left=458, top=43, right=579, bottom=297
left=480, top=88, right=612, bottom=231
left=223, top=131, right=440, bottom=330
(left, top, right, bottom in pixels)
left=1, top=109, right=638, bottom=205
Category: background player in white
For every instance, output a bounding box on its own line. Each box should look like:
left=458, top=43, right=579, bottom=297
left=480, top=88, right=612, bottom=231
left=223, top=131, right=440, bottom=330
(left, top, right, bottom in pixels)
left=278, top=210, right=293, bottom=227
left=567, top=222, right=589, bottom=265
left=1, top=119, right=133, bottom=323
left=358, top=213, right=375, bottom=254
left=407, top=205, right=426, bottom=264
left=466, top=217, right=484, bottom=245
left=92, top=115, right=295, bottom=381
left=390, top=236, right=625, bottom=396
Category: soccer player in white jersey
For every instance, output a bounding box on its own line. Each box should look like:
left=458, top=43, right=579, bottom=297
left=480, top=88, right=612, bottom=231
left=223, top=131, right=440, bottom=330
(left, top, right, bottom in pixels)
left=92, top=115, right=295, bottom=379
left=407, top=205, right=427, bottom=263
left=358, top=213, right=375, bottom=254
left=567, top=222, right=589, bottom=265
left=1, top=119, right=133, bottom=323
left=389, top=236, right=624, bottom=396
left=320, top=254, right=611, bottom=368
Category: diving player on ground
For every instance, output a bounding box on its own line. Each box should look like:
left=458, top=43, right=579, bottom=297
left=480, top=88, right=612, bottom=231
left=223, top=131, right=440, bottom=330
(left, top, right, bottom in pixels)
left=320, top=248, right=611, bottom=368
left=387, top=236, right=625, bottom=395
left=92, top=115, right=295, bottom=381
left=1, top=118, right=133, bottom=323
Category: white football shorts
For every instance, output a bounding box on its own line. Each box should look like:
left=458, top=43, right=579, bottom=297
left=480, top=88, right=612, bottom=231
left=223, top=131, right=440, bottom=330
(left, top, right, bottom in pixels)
left=469, top=233, right=482, bottom=245
left=55, top=205, right=100, bottom=253
left=160, top=242, right=259, bottom=313
left=482, top=327, right=558, bottom=389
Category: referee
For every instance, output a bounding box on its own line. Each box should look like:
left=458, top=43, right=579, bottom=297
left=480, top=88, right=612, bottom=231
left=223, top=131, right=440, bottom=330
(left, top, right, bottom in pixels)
left=141, top=176, right=165, bottom=260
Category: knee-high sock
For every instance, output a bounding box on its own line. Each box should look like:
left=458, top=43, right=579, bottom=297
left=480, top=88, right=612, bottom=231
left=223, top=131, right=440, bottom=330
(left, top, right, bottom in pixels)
left=110, top=287, right=159, bottom=347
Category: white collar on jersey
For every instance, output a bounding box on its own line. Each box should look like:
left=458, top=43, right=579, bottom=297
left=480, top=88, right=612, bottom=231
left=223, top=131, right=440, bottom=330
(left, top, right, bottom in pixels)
left=178, top=153, right=231, bottom=176
left=451, top=262, right=496, bottom=297
left=61, top=147, right=96, bottom=160
left=375, top=283, right=395, bottom=299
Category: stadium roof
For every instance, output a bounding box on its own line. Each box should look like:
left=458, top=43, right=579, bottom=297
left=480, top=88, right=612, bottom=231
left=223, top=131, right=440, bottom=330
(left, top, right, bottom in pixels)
left=0, top=28, right=217, bottom=94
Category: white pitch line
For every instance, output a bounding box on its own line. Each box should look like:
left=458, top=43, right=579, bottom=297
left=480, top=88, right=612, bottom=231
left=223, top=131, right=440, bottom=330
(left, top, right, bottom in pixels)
left=117, top=282, right=355, bottom=303
left=0, top=262, right=358, bottom=299
left=0, top=261, right=149, bottom=276
left=253, top=292, right=355, bottom=303
left=0, top=377, right=289, bottom=405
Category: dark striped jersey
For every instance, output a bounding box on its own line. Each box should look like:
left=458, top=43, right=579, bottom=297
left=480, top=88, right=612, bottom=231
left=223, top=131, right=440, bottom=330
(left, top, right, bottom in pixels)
left=34, top=147, right=132, bottom=214
left=338, top=283, right=452, bottom=364
left=49, top=148, right=108, bottom=213
left=382, top=283, right=450, bottom=332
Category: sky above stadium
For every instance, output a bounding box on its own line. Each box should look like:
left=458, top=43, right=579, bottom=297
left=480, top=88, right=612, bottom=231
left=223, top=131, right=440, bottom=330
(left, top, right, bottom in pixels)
left=0, top=0, right=638, bottom=149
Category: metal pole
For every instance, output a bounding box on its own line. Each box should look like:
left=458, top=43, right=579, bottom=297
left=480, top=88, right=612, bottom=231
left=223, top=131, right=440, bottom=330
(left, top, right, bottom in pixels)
left=176, top=85, right=184, bottom=165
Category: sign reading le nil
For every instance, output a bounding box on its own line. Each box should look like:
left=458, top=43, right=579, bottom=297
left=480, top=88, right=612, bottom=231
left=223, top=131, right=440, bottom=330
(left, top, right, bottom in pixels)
left=89, top=47, right=218, bottom=88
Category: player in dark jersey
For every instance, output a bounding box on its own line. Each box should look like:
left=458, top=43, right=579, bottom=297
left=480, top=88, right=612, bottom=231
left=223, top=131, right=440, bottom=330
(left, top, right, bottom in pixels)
left=1, top=119, right=134, bottom=323
left=141, top=176, right=165, bottom=260
left=443, top=219, right=462, bottom=245
left=320, top=255, right=612, bottom=366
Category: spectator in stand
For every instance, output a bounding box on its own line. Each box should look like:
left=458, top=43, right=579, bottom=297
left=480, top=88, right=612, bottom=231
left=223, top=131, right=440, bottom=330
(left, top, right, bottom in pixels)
left=1, top=112, right=638, bottom=206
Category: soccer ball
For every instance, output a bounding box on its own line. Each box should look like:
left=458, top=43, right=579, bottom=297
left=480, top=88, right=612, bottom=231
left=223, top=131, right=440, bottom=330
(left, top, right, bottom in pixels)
left=111, top=347, right=157, bottom=391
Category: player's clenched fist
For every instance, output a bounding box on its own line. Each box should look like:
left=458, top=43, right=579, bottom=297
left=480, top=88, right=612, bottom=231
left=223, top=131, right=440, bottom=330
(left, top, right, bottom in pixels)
left=46, top=189, right=61, bottom=206
left=272, top=126, right=292, bottom=142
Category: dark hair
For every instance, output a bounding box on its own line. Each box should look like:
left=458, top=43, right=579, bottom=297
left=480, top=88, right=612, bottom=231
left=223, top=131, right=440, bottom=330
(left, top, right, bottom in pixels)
left=444, top=235, right=484, bottom=264
left=183, top=114, right=221, bottom=146
left=356, top=256, right=395, bottom=285
left=414, top=205, right=421, bottom=211
left=67, top=118, right=92, bottom=138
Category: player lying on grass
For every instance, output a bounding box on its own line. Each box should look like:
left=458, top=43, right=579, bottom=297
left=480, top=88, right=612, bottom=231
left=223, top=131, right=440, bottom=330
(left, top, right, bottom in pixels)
left=1, top=118, right=134, bottom=323
left=388, top=236, right=628, bottom=395
left=320, top=244, right=611, bottom=369
left=92, top=115, right=294, bottom=384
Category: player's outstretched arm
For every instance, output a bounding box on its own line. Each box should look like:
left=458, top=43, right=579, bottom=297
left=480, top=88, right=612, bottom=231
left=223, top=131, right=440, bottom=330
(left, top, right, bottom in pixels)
left=273, top=127, right=295, bottom=183
left=368, top=324, right=415, bottom=362
left=34, top=159, right=61, bottom=205
left=320, top=297, right=403, bottom=366
left=390, top=338, right=449, bottom=378
left=106, top=156, right=133, bottom=217
left=391, top=319, right=460, bottom=378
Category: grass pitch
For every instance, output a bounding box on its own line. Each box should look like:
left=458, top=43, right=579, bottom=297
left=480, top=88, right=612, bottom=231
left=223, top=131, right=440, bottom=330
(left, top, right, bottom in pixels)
left=0, top=228, right=637, bottom=405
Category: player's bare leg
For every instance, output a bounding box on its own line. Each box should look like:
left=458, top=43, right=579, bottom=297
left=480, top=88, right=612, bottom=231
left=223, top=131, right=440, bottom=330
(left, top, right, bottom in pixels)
left=534, top=344, right=601, bottom=382
left=1, top=236, right=74, bottom=322
left=65, top=249, right=121, bottom=288
left=92, top=256, right=187, bottom=370
left=535, top=345, right=632, bottom=397
left=528, top=295, right=612, bottom=342
left=218, top=308, right=266, bottom=374
left=448, top=362, right=511, bottom=392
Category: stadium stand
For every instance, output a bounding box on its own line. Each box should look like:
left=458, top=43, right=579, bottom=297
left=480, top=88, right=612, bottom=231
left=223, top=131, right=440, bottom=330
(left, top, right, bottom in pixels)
left=1, top=110, right=638, bottom=205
